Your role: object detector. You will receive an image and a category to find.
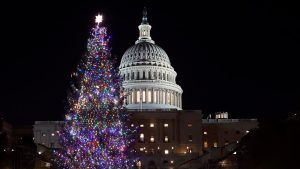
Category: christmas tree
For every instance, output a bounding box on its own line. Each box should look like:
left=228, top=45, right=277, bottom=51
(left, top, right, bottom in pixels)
left=54, top=14, right=137, bottom=168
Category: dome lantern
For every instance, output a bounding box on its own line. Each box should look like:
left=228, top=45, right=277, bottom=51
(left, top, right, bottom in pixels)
left=136, top=7, right=154, bottom=44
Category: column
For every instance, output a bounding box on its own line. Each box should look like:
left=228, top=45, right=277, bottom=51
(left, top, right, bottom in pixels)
left=128, top=92, right=131, bottom=104
left=145, top=70, right=148, bottom=79
left=176, top=93, right=179, bottom=107
left=171, top=92, right=173, bottom=105
left=179, top=94, right=182, bottom=108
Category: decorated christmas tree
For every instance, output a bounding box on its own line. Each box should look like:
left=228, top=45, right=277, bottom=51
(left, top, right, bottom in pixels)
left=54, top=14, right=137, bottom=168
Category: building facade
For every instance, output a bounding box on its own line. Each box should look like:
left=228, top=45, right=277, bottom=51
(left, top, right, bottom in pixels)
left=202, top=114, right=258, bottom=150
left=131, top=110, right=202, bottom=168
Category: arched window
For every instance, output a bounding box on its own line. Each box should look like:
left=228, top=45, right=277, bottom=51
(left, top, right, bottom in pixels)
left=132, top=72, right=135, bottom=80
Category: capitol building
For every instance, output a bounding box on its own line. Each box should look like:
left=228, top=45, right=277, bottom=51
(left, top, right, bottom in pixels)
left=33, top=8, right=257, bottom=169
left=119, top=9, right=182, bottom=110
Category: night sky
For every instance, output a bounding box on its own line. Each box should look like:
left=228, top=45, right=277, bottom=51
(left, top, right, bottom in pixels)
left=0, top=0, right=299, bottom=124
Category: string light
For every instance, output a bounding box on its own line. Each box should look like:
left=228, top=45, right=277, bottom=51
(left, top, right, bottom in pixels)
left=54, top=14, right=137, bottom=168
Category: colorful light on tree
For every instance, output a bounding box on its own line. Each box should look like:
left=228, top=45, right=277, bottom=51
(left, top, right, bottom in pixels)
left=54, top=14, right=137, bottom=168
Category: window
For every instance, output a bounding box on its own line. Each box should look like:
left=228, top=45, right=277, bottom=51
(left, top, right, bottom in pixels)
left=143, top=71, right=146, bottom=79
left=143, top=30, right=146, bottom=36
left=164, top=149, right=169, bottom=155
left=148, top=91, right=151, bottom=102
left=188, top=135, right=193, bottom=142
left=153, top=91, right=157, bottom=103
left=187, top=124, right=192, bottom=127
left=136, top=161, right=142, bottom=167
left=51, top=133, right=55, bottom=136
left=164, top=136, right=169, bottom=143
left=170, top=160, right=174, bottom=164
left=164, top=123, right=168, bottom=127
left=236, top=130, right=240, bottom=135
left=140, top=124, right=144, bottom=127
left=42, top=133, right=46, bottom=137
left=213, top=142, right=218, bottom=148
left=204, top=141, right=208, bottom=148
left=139, top=133, right=145, bottom=142
left=163, top=160, right=168, bottom=164
left=150, top=123, right=155, bottom=128
left=167, top=92, right=171, bottom=104
left=45, top=162, right=51, bottom=168
left=203, top=131, right=207, bottom=135
left=137, top=91, right=140, bottom=103
left=150, top=136, right=155, bottom=143
left=139, top=148, right=144, bottom=151
left=50, top=142, right=54, bottom=148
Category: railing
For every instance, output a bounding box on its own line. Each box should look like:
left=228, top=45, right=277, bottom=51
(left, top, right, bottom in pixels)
left=202, top=119, right=257, bottom=124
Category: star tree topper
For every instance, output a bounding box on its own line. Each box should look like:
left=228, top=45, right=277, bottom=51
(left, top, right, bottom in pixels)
left=95, top=14, right=103, bottom=24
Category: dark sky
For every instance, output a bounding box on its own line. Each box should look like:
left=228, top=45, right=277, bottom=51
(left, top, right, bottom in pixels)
left=0, top=0, right=299, bottom=124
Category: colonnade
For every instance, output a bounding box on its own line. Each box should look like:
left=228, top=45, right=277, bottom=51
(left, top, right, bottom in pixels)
left=126, top=88, right=182, bottom=108
left=122, top=69, right=176, bottom=83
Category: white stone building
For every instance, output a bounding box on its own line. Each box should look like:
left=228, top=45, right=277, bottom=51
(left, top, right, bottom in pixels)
left=119, top=8, right=182, bottom=110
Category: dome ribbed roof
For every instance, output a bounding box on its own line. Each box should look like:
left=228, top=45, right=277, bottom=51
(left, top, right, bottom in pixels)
left=119, top=42, right=172, bottom=69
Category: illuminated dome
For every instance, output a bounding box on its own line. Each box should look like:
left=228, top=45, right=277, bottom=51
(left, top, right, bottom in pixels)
left=119, top=42, right=172, bottom=69
left=119, top=8, right=183, bottom=110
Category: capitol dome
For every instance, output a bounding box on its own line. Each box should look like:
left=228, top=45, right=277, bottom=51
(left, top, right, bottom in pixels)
left=119, top=8, right=183, bottom=110
left=119, top=42, right=172, bottom=69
